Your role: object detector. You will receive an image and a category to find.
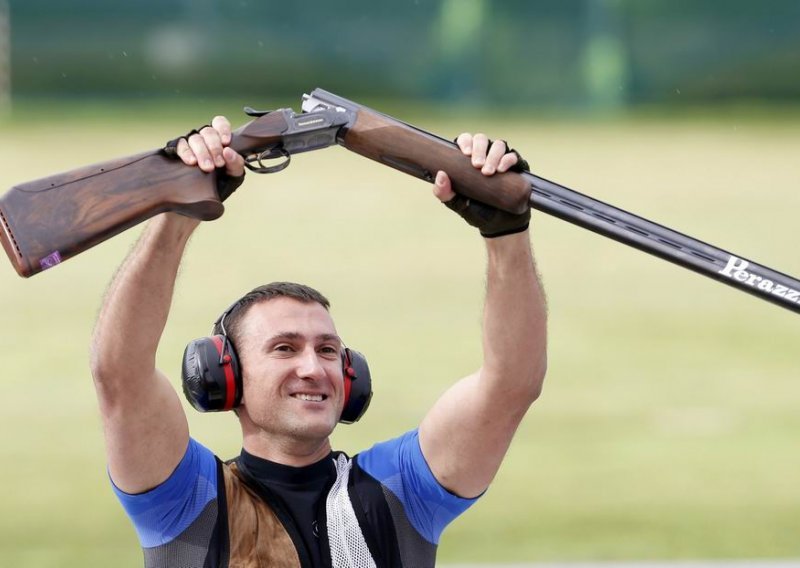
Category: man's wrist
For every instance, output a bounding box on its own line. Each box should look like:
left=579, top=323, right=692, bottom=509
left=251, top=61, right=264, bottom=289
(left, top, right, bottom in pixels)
left=148, top=213, right=201, bottom=241
left=483, top=227, right=531, bottom=249
left=480, top=221, right=530, bottom=239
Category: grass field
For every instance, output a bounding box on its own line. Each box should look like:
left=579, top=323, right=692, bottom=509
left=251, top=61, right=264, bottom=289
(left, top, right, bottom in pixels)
left=0, top=102, right=799, bottom=567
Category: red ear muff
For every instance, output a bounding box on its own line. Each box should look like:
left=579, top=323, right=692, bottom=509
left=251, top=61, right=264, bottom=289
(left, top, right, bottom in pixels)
left=181, top=335, right=242, bottom=412
left=339, top=348, right=373, bottom=424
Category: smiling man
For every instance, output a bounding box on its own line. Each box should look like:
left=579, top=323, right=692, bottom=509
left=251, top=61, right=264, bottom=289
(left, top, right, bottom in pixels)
left=90, top=117, right=548, bottom=567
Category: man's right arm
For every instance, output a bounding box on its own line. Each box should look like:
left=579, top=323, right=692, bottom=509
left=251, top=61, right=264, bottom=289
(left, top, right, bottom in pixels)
left=90, top=213, right=199, bottom=494
left=90, top=117, right=243, bottom=494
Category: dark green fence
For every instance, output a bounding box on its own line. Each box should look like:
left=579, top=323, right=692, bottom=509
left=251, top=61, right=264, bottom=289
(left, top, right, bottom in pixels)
left=6, top=0, right=800, bottom=106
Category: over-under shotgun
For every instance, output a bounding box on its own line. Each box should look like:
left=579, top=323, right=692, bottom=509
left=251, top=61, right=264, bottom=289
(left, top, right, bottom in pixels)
left=1, top=89, right=799, bottom=315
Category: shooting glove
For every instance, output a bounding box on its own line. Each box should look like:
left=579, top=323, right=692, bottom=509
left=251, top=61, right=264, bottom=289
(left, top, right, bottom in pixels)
left=163, top=126, right=245, bottom=202
left=444, top=139, right=531, bottom=238
left=444, top=194, right=531, bottom=238
left=494, top=139, right=530, bottom=173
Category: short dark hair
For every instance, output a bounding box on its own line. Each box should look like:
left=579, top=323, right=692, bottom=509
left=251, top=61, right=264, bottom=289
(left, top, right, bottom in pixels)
left=212, top=282, right=330, bottom=349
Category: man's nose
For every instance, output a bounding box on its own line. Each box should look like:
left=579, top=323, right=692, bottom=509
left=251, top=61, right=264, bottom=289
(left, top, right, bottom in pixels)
left=296, top=348, right=326, bottom=379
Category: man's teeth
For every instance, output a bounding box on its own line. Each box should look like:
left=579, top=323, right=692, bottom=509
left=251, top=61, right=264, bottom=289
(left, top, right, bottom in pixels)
left=294, top=393, right=325, bottom=402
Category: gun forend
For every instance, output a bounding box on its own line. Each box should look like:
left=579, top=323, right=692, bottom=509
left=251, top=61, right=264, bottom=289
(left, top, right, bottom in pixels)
left=302, top=89, right=531, bottom=215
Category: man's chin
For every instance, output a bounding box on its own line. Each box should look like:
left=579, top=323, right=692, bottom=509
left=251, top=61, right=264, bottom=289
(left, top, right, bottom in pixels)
left=245, top=406, right=340, bottom=443
left=284, top=416, right=338, bottom=442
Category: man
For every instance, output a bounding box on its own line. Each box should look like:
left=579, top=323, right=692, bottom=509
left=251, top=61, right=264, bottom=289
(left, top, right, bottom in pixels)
left=90, top=116, right=547, bottom=567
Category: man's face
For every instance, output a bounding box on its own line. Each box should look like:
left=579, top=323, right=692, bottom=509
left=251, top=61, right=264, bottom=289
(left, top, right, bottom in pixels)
left=235, top=297, right=345, bottom=442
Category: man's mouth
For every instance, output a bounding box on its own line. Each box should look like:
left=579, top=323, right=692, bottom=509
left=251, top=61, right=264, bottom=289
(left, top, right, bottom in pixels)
left=291, top=393, right=328, bottom=402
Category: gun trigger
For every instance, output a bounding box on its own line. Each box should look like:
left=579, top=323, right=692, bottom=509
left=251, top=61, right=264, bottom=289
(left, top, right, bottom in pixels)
left=244, top=147, right=291, bottom=174
left=243, top=106, right=273, bottom=117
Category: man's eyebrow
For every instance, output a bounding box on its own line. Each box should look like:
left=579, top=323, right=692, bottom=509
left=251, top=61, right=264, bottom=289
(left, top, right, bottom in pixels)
left=265, top=332, right=342, bottom=344
left=266, top=332, right=302, bottom=342
left=317, top=333, right=342, bottom=345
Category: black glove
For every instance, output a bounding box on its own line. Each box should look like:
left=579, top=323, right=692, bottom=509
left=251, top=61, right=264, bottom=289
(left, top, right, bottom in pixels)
left=163, top=126, right=245, bottom=202
left=213, top=170, right=246, bottom=203
left=445, top=139, right=531, bottom=238
left=444, top=194, right=530, bottom=238
left=494, top=139, right=530, bottom=173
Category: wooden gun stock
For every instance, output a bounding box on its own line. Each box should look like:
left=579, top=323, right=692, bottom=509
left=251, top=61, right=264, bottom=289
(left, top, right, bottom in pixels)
left=0, top=150, right=223, bottom=277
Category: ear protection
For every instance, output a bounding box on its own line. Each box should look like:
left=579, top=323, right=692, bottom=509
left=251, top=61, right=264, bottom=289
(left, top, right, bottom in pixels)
left=339, top=347, right=373, bottom=424
left=181, top=301, right=372, bottom=423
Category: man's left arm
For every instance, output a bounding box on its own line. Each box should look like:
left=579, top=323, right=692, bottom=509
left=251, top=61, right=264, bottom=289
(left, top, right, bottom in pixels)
left=419, top=135, right=548, bottom=498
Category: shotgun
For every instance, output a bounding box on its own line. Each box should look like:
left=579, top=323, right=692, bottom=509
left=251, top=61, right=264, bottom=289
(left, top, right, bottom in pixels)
left=1, top=89, right=799, bottom=315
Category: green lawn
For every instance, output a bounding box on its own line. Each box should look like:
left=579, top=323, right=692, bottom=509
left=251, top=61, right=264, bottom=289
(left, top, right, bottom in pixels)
left=1, top=103, right=798, bottom=566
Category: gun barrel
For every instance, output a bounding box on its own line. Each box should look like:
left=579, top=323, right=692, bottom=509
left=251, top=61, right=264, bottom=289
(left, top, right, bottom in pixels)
left=526, top=172, right=800, bottom=315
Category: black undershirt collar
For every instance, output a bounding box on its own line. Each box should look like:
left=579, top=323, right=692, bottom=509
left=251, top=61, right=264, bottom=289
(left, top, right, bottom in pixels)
left=238, top=448, right=336, bottom=486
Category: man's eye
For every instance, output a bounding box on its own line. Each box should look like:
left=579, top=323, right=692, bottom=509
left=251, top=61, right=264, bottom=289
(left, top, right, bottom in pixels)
left=319, top=346, right=338, bottom=355
left=275, top=344, right=294, bottom=352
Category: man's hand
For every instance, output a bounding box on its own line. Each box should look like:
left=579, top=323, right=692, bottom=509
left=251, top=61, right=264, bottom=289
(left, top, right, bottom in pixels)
left=433, top=133, right=531, bottom=238
left=165, top=116, right=246, bottom=202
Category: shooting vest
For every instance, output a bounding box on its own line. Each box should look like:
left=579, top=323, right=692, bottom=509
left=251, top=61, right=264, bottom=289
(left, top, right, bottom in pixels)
left=131, top=434, right=466, bottom=568
left=147, top=453, right=436, bottom=568
left=222, top=455, right=380, bottom=568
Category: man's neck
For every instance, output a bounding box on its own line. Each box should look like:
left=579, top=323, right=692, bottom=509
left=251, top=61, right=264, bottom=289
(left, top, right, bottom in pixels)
left=241, top=432, right=333, bottom=467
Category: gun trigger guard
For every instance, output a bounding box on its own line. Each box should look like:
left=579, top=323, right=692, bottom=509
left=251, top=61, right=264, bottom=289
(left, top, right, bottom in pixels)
left=244, top=147, right=291, bottom=174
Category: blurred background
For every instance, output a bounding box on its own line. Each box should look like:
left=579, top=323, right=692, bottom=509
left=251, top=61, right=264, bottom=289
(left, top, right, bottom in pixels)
left=5, top=0, right=800, bottom=109
left=0, top=1, right=799, bottom=566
